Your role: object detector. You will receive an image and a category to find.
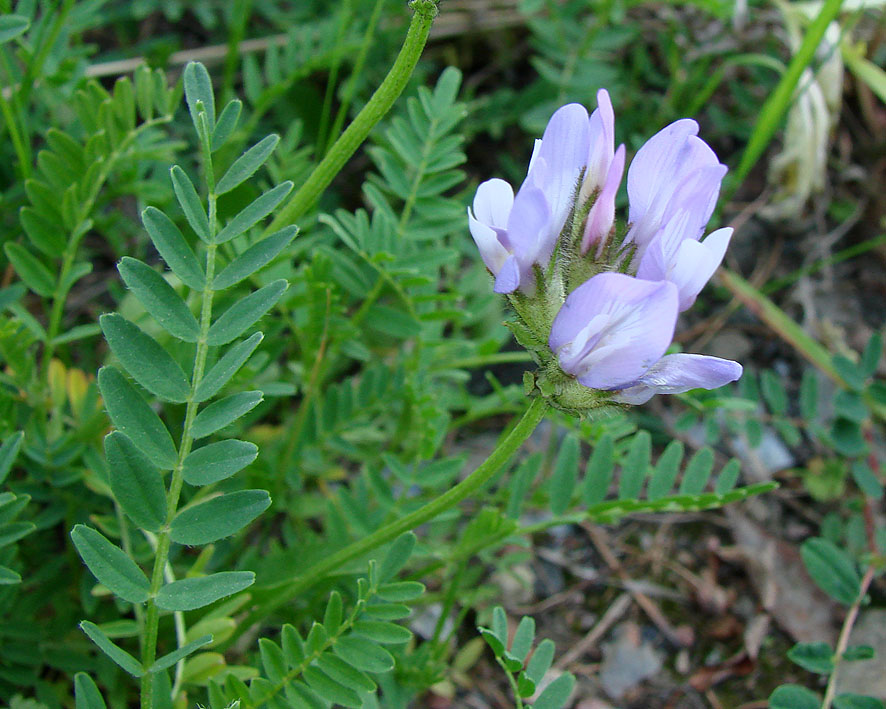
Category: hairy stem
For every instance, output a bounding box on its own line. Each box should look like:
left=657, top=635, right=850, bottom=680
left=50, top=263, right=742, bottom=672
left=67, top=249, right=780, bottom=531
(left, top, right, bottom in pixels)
left=263, top=0, right=437, bottom=233
left=224, top=396, right=549, bottom=649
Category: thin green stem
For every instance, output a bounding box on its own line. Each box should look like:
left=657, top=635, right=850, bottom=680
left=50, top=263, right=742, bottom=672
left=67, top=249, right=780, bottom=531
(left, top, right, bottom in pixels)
left=263, top=0, right=437, bottom=234
left=498, top=658, right=523, bottom=709
left=140, top=115, right=218, bottom=709
left=821, top=565, right=876, bottom=709
left=225, top=396, right=549, bottom=649
left=325, top=0, right=387, bottom=153
left=316, top=0, right=352, bottom=154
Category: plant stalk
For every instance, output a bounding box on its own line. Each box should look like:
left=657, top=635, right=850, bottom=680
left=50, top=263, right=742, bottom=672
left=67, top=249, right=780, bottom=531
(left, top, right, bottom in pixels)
left=263, top=0, right=438, bottom=233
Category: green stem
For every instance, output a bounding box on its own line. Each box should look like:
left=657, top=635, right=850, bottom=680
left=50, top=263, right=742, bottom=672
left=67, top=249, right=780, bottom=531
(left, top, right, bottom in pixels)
left=140, top=115, right=218, bottom=709
left=821, top=565, right=876, bottom=709
left=226, top=396, right=549, bottom=648
left=263, top=0, right=437, bottom=234
left=325, top=0, right=387, bottom=153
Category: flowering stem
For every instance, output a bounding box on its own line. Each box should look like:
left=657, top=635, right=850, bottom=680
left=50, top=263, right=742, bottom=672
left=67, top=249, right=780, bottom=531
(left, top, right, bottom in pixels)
left=263, top=0, right=438, bottom=234
left=226, top=396, right=549, bottom=648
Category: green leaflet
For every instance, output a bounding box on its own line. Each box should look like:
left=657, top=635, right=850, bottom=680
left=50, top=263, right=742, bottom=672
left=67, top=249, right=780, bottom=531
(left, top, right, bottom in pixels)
left=768, top=685, right=821, bottom=709
left=206, top=280, right=287, bottom=345
left=74, top=672, right=107, bottom=709
left=191, top=391, right=263, bottom=439
left=194, top=332, right=263, bottom=401
left=619, top=430, right=650, bottom=500
left=117, top=257, right=200, bottom=343
left=149, top=635, right=213, bottom=673
left=0, top=431, right=23, bottom=485
left=215, top=134, right=280, bottom=195
left=5, top=242, right=55, bottom=297
left=100, top=314, right=190, bottom=403
left=170, top=166, right=211, bottom=242
left=214, top=182, right=293, bottom=243
left=352, top=621, right=411, bottom=645
left=303, top=666, right=362, bottom=708
left=79, top=621, right=144, bottom=677
left=315, top=653, right=376, bottom=693
left=105, top=432, right=167, bottom=531
left=71, top=525, right=150, bottom=604
left=332, top=636, right=394, bottom=673
left=169, top=490, right=271, bottom=545
left=534, top=674, right=575, bottom=709
left=787, top=642, right=834, bottom=674
left=184, top=61, right=215, bottom=130
left=581, top=433, right=614, bottom=506
left=549, top=433, right=578, bottom=515
left=155, top=571, right=254, bottom=611
left=800, top=537, right=862, bottom=606
left=212, top=226, right=297, bottom=290
left=182, top=439, right=258, bottom=485
left=97, top=367, right=178, bottom=469
left=212, top=99, right=242, bottom=151
left=0, top=15, right=29, bottom=44
left=141, top=206, right=206, bottom=291
left=21, top=206, right=66, bottom=256
left=647, top=440, right=684, bottom=501
left=679, top=447, right=714, bottom=495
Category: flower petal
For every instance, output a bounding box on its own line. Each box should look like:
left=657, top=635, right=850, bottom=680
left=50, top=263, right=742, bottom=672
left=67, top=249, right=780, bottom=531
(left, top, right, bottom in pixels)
left=507, top=184, right=552, bottom=270
left=493, top=254, right=522, bottom=294
left=550, top=273, right=678, bottom=390
left=468, top=209, right=510, bottom=275
left=612, top=353, right=742, bottom=404
left=526, top=103, right=590, bottom=242
left=585, top=88, right=615, bottom=192
left=582, top=144, right=625, bottom=254
left=472, top=178, right=514, bottom=228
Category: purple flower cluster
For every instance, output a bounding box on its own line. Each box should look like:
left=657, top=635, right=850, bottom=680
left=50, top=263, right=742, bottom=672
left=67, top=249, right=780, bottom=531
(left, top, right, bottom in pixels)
left=468, top=91, right=742, bottom=407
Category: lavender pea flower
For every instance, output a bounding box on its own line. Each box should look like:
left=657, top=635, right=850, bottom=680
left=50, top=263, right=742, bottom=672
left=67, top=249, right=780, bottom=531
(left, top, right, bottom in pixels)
left=468, top=92, right=624, bottom=293
left=549, top=272, right=742, bottom=400
left=625, top=119, right=727, bottom=257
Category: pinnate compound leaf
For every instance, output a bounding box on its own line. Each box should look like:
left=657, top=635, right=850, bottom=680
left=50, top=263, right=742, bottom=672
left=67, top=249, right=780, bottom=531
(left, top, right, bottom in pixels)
left=769, top=685, right=821, bottom=709
left=118, top=258, right=199, bottom=342
left=80, top=621, right=144, bottom=677
left=206, top=280, right=287, bottom=345
left=155, top=571, right=254, bottom=611
left=105, top=432, right=167, bottom=531
left=150, top=635, right=213, bottom=673
left=534, top=673, right=575, bottom=709
left=142, top=207, right=205, bottom=291
left=215, top=134, right=280, bottom=195
left=787, top=642, right=834, bottom=674
left=212, top=226, right=297, bottom=290
left=194, top=333, right=263, bottom=401
left=71, top=525, right=150, bottom=603
left=191, top=391, right=263, bottom=439
left=5, top=242, right=54, bottom=297
left=0, top=431, right=24, bottom=485
left=0, top=15, right=29, bottom=44
left=74, top=672, right=107, bottom=709
left=182, top=440, right=258, bottom=486
left=214, top=182, right=293, bottom=243
left=98, top=367, right=178, bottom=469
left=100, top=314, right=190, bottom=402
left=169, top=490, right=270, bottom=545
left=302, top=666, right=362, bottom=708
left=801, top=537, right=861, bottom=606
left=170, top=166, right=211, bottom=242
left=184, top=61, right=215, bottom=129
left=332, top=636, right=394, bottom=673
